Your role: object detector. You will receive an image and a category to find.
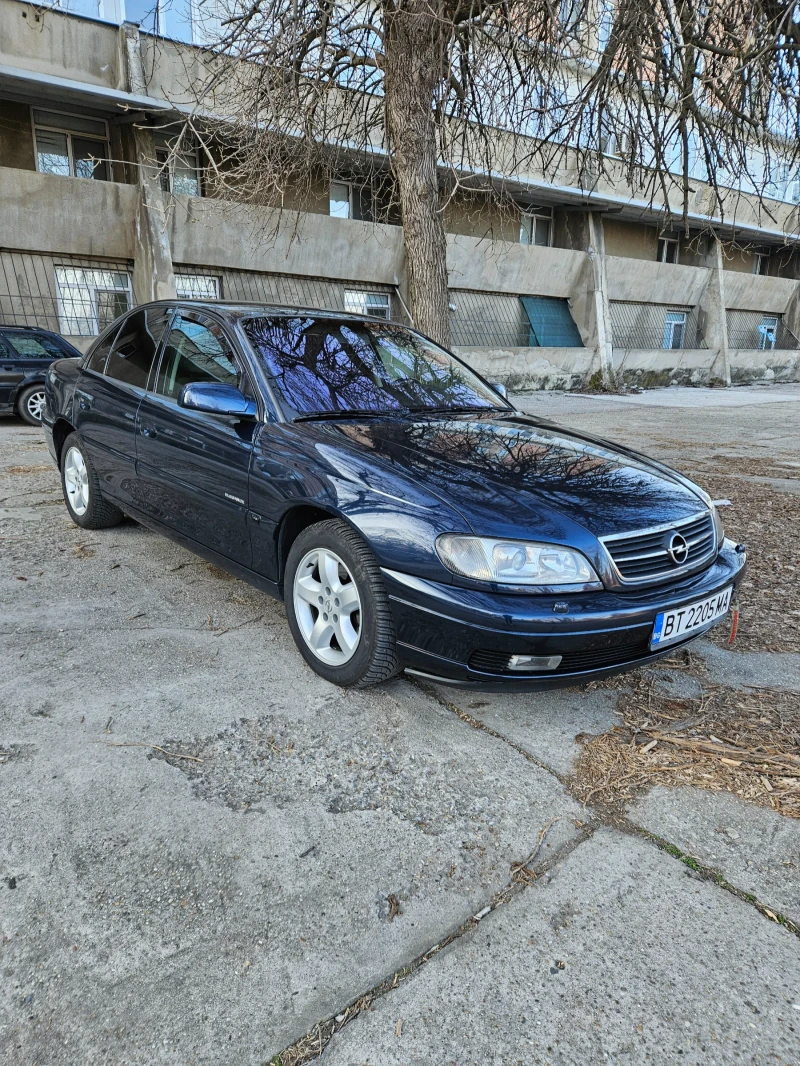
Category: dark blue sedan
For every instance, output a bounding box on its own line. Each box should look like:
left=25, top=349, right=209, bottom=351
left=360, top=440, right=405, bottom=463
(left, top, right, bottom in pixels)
left=43, top=301, right=746, bottom=689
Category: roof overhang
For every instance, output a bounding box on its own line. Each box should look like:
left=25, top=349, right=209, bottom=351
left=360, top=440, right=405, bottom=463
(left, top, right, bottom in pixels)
left=0, top=62, right=174, bottom=118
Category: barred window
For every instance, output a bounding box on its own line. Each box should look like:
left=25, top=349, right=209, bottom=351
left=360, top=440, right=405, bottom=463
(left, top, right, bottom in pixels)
left=344, top=290, right=391, bottom=319
left=55, top=267, right=132, bottom=336
left=610, top=302, right=704, bottom=350
left=726, top=310, right=799, bottom=350
left=176, top=274, right=220, bottom=300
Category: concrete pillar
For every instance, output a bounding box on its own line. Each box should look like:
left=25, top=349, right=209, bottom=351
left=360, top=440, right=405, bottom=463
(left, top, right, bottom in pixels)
left=566, top=212, right=616, bottom=389
left=120, top=22, right=177, bottom=304
left=781, top=283, right=800, bottom=341
left=697, top=237, right=730, bottom=386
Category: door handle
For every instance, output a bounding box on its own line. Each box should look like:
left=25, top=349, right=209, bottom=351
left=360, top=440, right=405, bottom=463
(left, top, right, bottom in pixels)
left=140, top=425, right=157, bottom=438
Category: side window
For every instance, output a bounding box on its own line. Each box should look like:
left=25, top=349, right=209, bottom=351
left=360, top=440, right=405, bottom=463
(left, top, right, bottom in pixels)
left=105, top=307, right=171, bottom=389
left=84, top=323, right=122, bottom=375
left=3, top=333, right=64, bottom=358
left=153, top=313, right=240, bottom=400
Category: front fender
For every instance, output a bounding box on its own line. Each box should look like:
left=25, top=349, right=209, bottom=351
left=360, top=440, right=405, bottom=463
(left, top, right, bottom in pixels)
left=249, top=426, right=469, bottom=584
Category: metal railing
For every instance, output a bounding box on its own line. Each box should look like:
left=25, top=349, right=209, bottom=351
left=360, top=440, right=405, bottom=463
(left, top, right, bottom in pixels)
left=610, top=301, right=706, bottom=350
left=448, top=290, right=531, bottom=347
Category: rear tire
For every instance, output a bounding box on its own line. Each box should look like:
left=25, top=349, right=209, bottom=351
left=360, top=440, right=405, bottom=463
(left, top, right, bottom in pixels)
left=285, top=519, right=400, bottom=687
left=60, top=432, right=124, bottom=530
left=17, top=384, right=46, bottom=426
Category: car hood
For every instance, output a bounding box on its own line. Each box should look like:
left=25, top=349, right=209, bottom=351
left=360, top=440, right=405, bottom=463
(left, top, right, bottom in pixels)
left=322, top=411, right=707, bottom=542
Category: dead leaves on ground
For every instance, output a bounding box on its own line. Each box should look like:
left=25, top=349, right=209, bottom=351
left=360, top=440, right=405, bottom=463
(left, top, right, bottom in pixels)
left=573, top=669, right=800, bottom=818
left=682, top=458, right=799, bottom=653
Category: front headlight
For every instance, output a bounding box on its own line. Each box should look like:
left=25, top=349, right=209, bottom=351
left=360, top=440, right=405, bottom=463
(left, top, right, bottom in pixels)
left=691, top=486, right=725, bottom=548
left=436, top=534, right=600, bottom=586
left=711, top=502, right=725, bottom=546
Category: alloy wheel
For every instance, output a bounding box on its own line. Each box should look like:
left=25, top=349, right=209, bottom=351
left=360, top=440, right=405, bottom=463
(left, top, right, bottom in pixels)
left=292, top=547, right=362, bottom=665
left=64, top=446, right=90, bottom=517
left=25, top=390, right=46, bottom=422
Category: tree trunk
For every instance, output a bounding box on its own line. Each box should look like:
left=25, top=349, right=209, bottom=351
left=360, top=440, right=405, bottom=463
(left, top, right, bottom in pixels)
left=382, top=3, right=451, bottom=348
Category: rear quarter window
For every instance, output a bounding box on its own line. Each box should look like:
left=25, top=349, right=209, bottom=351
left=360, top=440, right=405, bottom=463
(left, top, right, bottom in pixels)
left=84, top=323, right=122, bottom=376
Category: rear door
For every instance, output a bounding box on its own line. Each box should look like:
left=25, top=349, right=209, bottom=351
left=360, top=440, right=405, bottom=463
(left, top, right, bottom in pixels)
left=135, top=309, right=255, bottom=566
left=75, top=306, right=171, bottom=507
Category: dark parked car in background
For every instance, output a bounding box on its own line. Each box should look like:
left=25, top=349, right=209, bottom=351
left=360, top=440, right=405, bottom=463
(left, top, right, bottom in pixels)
left=42, top=301, right=746, bottom=689
left=0, top=326, right=83, bottom=425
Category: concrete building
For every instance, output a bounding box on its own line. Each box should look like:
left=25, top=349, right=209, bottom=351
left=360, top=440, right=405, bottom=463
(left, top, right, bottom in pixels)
left=2, top=0, right=800, bottom=387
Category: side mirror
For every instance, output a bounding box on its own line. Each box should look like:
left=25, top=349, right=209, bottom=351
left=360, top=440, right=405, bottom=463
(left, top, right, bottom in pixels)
left=491, top=382, right=509, bottom=400
left=179, top=381, right=257, bottom=418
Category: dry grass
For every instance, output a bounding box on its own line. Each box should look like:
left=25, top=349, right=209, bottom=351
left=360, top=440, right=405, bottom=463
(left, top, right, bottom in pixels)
left=573, top=666, right=800, bottom=818
left=682, top=459, right=800, bottom=653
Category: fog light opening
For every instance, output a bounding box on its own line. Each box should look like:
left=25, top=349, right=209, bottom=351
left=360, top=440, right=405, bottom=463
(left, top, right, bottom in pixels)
left=507, top=654, right=563, bottom=672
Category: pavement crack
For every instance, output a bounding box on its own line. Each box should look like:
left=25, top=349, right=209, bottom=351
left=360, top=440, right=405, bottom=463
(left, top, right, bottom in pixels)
left=412, top=678, right=569, bottom=786
left=266, top=822, right=596, bottom=1066
left=412, top=678, right=800, bottom=943
left=614, top=816, right=800, bottom=940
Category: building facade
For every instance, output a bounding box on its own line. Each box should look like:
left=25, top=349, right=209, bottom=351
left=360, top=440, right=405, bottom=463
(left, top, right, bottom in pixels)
left=2, top=0, right=800, bottom=387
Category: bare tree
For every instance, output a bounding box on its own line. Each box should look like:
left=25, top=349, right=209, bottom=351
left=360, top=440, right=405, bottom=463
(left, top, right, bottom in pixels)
left=178, top=0, right=800, bottom=346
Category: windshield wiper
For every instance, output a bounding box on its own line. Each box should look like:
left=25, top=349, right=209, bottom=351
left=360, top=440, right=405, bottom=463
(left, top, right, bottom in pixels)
left=406, top=405, right=498, bottom=415
left=293, top=409, right=394, bottom=422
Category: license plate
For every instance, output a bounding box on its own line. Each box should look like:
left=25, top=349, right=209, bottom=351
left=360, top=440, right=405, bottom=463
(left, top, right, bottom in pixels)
left=651, top=586, right=733, bottom=648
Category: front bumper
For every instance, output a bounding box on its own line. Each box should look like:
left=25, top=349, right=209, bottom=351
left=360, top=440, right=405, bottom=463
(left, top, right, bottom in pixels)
left=385, top=539, right=747, bottom=690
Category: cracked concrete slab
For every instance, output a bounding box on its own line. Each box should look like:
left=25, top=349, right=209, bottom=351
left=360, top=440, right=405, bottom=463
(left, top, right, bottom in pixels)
left=0, top=430, right=582, bottom=1065
left=432, top=686, right=619, bottom=777
left=695, top=640, right=800, bottom=692
left=320, top=829, right=800, bottom=1066
left=3, top=378, right=800, bottom=1066
left=629, top=786, right=800, bottom=924
left=1, top=676, right=581, bottom=1066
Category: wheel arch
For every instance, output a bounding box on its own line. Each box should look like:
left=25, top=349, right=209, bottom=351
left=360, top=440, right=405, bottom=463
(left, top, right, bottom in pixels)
left=276, top=504, right=342, bottom=586
left=51, top=418, right=76, bottom=463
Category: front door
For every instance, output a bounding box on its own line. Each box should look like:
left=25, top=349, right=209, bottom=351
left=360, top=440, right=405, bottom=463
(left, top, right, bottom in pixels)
left=74, top=306, right=171, bottom=507
left=0, top=336, right=25, bottom=409
left=134, top=309, right=255, bottom=567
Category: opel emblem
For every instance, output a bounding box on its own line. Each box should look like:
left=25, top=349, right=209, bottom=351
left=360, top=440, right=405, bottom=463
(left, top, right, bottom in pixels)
left=666, top=531, right=689, bottom=565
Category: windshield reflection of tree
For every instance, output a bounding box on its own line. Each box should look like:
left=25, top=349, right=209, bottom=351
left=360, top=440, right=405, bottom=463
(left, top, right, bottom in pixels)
left=340, top=418, right=683, bottom=524
left=245, top=318, right=496, bottom=414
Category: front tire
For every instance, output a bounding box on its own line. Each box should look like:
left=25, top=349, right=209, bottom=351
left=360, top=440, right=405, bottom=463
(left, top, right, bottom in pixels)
left=285, top=519, right=400, bottom=687
left=17, top=384, right=46, bottom=426
left=60, top=432, right=124, bottom=530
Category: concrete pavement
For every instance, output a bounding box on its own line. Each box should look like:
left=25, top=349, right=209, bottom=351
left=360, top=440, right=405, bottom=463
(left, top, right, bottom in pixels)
left=2, top=383, right=799, bottom=1065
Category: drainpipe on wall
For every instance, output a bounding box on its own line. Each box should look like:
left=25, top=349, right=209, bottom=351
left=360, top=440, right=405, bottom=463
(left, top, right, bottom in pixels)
left=698, top=237, right=731, bottom=386
left=120, top=22, right=177, bottom=305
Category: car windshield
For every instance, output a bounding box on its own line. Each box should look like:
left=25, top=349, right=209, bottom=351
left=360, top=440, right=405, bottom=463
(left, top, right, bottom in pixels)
left=243, top=316, right=506, bottom=419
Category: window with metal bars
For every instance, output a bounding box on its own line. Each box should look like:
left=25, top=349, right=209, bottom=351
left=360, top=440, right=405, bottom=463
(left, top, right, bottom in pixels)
left=175, top=273, right=220, bottom=300
left=0, top=251, right=134, bottom=337
left=610, top=302, right=705, bottom=350
left=726, top=309, right=799, bottom=350
left=175, top=266, right=400, bottom=321
left=449, top=291, right=582, bottom=348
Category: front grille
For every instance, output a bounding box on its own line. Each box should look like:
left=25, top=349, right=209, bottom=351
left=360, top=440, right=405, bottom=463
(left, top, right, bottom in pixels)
left=601, top=511, right=716, bottom=584
left=468, top=633, right=696, bottom=677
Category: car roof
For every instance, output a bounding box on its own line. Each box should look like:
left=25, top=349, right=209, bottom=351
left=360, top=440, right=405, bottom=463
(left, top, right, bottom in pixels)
left=0, top=324, right=63, bottom=334
left=134, top=300, right=403, bottom=326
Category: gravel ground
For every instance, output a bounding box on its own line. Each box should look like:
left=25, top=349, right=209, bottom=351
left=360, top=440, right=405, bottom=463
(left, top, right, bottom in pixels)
left=1, top=385, right=798, bottom=1066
